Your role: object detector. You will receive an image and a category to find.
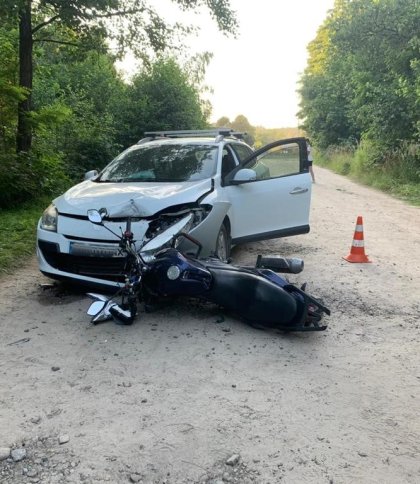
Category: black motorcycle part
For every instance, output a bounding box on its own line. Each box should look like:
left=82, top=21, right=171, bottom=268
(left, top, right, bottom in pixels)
left=282, top=284, right=330, bottom=331
left=256, top=255, right=304, bottom=274
left=109, top=301, right=136, bottom=325
left=207, top=267, right=298, bottom=327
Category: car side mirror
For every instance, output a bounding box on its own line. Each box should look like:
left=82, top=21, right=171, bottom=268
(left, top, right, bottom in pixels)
left=84, top=170, right=98, bottom=181
left=230, top=168, right=257, bottom=185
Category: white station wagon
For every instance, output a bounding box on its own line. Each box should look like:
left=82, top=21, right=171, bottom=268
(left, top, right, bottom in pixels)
left=37, top=129, right=312, bottom=288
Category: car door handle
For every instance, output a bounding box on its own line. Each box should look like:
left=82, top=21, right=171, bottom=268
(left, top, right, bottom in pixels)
left=289, top=187, right=309, bottom=195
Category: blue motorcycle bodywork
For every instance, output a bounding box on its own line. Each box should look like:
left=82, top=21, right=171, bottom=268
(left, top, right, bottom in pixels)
left=142, top=249, right=329, bottom=331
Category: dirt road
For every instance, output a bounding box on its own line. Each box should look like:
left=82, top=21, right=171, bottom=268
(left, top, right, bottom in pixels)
left=1, top=167, right=419, bottom=484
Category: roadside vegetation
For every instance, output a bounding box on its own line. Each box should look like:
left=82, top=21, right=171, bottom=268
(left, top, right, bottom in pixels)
left=0, top=199, right=50, bottom=274
left=315, top=142, right=420, bottom=205
left=299, top=0, right=419, bottom=205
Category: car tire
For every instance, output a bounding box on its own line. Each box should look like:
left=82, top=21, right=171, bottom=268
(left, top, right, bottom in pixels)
left=215, top=223, right=231, bottom=261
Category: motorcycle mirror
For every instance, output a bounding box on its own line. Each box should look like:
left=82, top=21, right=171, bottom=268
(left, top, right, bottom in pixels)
left=87, top=209, right=104, bottom=225
left=89, top=299, right=116, bottom=324
left=142, top=213, right=193, bottom=252
left=87, top=300, right=107, bottom=316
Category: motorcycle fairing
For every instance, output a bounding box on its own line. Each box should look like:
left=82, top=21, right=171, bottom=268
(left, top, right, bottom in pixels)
left=206, top=266, right=298, bottom=327
left=143, top=248, right=212, bottom=297
left=252, top=268, right=330, bottom=330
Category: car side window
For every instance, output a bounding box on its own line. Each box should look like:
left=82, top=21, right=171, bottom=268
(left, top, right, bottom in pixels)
left=244, top=142, right=301, bottom=180
left=221, top=147, right=238, bottom=179
left=231, top=143, right=254, bottom=162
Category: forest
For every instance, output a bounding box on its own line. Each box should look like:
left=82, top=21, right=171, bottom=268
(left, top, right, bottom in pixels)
left=299, top=0, right=419, bottom=202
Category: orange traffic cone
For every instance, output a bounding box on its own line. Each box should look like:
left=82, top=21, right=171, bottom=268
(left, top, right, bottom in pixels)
left=343, top=216, right=371, bottom=263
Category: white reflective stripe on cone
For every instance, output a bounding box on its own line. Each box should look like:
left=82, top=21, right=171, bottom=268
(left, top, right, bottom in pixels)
left=352, top=240, right=364, bottom=247
left=355, top=225, right=364, bottom=231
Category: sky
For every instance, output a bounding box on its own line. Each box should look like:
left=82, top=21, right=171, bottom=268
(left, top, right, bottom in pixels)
left=121, top=0, right=335, bottom=128
left=194, top=0, right=335, bottom=128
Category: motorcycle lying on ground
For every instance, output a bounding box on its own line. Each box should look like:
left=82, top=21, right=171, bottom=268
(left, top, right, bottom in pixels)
left=86, top=210, right=330, bottom=331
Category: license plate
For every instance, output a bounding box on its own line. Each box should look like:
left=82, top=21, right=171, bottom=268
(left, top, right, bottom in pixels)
left=69, top=242, right=121, bottom=258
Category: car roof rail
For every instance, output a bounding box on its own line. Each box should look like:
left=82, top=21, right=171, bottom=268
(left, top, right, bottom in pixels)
left=137, top=136, right=155, bottom=144
left=137, top=129, right=246, bottom=143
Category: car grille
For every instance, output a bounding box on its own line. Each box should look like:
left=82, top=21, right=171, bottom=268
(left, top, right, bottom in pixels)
left=38, top=240, right=127, bottom=282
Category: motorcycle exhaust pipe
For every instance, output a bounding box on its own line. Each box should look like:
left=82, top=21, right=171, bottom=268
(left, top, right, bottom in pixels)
left=255, top=255, right=304, bottom=274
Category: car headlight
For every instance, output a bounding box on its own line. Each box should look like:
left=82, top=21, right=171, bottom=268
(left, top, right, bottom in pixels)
left=142, top=214, right=194, bottom=253
left=40, top=204, right=58, bottom=232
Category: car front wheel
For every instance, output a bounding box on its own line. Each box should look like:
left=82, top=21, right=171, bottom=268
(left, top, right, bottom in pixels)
left=215, top=223, right=230, bottom=261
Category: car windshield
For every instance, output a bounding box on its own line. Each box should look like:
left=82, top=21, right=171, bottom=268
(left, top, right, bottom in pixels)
left=97, top=143, right=219, bottom=183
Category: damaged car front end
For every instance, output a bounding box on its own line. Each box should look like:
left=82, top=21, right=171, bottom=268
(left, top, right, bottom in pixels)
left=37, top=197, right=229, bottom=289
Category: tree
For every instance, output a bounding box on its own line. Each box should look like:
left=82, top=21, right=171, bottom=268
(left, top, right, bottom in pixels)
left=331, top=0, right=419, bottom=147
left=298, top=5, right=360, bottom=148
left=119, top=57, right=208, bottom=147
left=214, top=115, right=256, bottom=139
left=0, top=25, right=26, bottom=151
left=215, top=116, right=231, bottom=127
left=230, top=115, right=255, bottom=145
left=0, top=0, right=237, bottom=154
left=34, top=46, right=128, bottom=176
left=298, top=0, right=419, bottom=151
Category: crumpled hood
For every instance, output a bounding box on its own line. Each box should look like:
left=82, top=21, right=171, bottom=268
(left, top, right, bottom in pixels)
left=54, top=179, right=213, bottom=217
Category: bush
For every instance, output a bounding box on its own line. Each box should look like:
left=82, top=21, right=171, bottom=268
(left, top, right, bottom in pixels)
left=317, top=144, right=354, bottom=175
left=0, top=151, right=71, bottom=208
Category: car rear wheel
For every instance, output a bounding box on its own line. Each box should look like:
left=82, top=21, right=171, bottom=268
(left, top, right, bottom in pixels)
left=215, top=223, right=230, bottom=261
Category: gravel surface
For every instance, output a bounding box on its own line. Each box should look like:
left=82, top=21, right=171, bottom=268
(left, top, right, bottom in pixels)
left=1, top=167, right=419, bottom=483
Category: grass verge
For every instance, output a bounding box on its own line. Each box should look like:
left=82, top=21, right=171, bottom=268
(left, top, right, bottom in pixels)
left=315, top=144, right=420, bottom=206
left=0, top=198, right=49, bottom=275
